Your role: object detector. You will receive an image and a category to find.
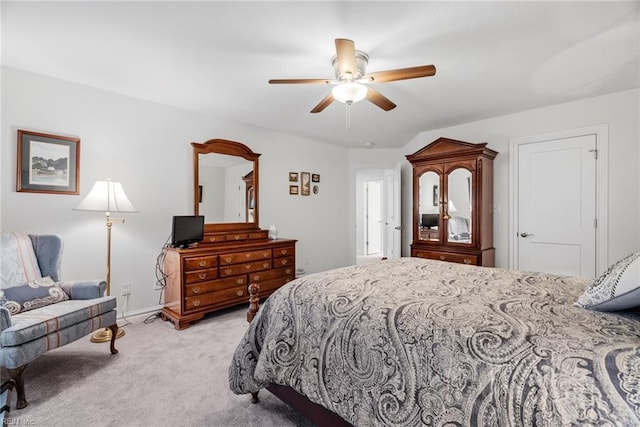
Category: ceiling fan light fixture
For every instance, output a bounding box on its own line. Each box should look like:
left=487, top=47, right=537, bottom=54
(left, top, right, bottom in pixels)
left=332, top=82, right=368, bottom=105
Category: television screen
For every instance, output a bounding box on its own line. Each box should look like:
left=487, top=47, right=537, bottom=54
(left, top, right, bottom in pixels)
left=420, top=213, right=439, bottom=229
left=171, top=215, right=204, bottom=248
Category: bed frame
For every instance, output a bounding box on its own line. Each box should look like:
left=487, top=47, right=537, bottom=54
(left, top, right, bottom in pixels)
left=246, top=283, right=352, bottom=427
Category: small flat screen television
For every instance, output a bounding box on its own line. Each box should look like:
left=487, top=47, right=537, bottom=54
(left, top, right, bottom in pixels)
left=420, top=213, right=439, bottom=229
left=171, top=215, right=204, bottom=248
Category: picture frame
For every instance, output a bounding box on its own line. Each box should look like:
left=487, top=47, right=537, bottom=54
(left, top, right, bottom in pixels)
left=289, top=172, right=299, bottom=182
left=17, top=130, right=80, bottom=195
left=312, top=173, right=320, bottom=183
left=289, top=185, right=299, bottom=195
left=301, top=172, right=311, bottom=196
left=432, top=185, right=439, bottom=206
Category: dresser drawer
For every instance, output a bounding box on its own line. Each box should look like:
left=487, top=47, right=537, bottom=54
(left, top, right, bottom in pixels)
left=273, top=256, right=294, bottom=268
left=185, top=285, right=247, bottom=311
left=219, top=249, right=272, bottom=265
left=256, top=276, right=294, bottom=296
left=273, top=246, right=295, bottom=258
left=249, top=230, right=269, bottom=240
left=185, top=275, right=246, bottom=296
left=226, top=233, right=248, bottom=242
left=184, top=268, right=218, bottom=284
left=219, top=259, right=272, bottom=277
left=249, top=266, right=294, bottom=283
left=202, top=234, right=226, bottom=244
left=184, top=255, right=218, bottom=270
left=414, top=249, right=478, bottom=266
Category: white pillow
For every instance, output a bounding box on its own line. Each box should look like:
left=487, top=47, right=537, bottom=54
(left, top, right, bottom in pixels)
left=576, top=252, right=640, bottom=311
left=1, top=232, right=43, bottom=289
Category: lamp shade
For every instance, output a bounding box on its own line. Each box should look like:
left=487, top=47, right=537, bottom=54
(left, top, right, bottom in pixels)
left=74, top=179, right=137, bottom=214
left=331, top=82, right=368, bottom=104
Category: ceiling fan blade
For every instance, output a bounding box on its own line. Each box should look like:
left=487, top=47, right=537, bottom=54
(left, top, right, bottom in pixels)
left=366, top=65, right=436, bottom=83
left=366, top=88, right=396, bottom=111
left=310, top=93, right=335, bottom=113
left=268, top=78, right=331, bottom=84
left=335, top=38, right=357, bottom=78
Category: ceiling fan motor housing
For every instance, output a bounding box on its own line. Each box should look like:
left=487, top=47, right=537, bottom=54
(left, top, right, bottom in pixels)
left=332, top=50, right=369, bottom=81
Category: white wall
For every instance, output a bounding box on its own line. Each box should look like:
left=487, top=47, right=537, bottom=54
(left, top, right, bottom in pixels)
left=1, top=67, right=349, bottom=315
left=379, top=88, right=639, bottom=269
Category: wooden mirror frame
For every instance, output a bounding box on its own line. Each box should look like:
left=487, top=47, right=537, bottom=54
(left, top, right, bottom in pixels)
left=192, top=138, right=261, bottom=232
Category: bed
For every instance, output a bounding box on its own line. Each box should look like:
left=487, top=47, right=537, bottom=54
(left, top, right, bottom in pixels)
left=229, top=257, right=640, bottom=426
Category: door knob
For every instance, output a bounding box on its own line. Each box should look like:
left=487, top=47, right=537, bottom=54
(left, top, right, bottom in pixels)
left=520, top=232, right=534, bottom=237
left=394, top=226, right=402, bottom=230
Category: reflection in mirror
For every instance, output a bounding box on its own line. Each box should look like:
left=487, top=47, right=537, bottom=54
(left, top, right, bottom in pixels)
left=447, top=168, right=472, bottom=244
left=418, top=171, right=440, bottom=241
left=199, top=153, right=253, bottom=223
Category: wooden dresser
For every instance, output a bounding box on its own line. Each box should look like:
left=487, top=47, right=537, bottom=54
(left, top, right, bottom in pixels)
left=161, top=233, right=296, bottom=330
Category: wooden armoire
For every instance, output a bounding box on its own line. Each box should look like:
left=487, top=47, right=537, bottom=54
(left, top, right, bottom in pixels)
left=407, top=137, right=498, bottom=267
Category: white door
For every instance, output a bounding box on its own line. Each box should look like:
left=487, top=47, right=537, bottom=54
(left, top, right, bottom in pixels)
left=384, top=163, right=402, bottom=258
left=365, top=181, right=382, bottom=255
left=517, top=134, right=597, bottom=277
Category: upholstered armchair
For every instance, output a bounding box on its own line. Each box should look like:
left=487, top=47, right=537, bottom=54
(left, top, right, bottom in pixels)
left=0, top=232, right=119, bottom=409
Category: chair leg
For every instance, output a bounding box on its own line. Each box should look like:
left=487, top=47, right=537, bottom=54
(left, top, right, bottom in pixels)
left=108, top=324, right=119, bottom=355
left=7, top=365, right=28, bottom=409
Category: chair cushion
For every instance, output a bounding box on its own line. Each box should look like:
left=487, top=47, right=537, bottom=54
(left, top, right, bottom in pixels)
left=0, top=277, right=69, bottom=315
left=0, top=296, right=117, bottom=347
left=0, top=232, right=42, bottom=288
left=576, top=251, right=640, bottom=311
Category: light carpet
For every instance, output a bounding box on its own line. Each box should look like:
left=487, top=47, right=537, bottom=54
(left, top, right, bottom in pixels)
left=3, top=306, right=314, bottom=427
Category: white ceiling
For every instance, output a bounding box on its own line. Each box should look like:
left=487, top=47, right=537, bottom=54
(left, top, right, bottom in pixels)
left=2, top=1, right=639, bottom=149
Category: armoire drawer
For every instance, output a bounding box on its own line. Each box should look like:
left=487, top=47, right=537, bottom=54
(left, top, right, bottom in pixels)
left=273, top=256, right=294, bottom=268
left=414, top=249, right=478, bottom=266
left=273, top=246, right=295, bottom=258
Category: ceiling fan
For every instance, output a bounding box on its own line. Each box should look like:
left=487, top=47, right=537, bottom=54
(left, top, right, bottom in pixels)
left=268, top=38, right=436, bottom=113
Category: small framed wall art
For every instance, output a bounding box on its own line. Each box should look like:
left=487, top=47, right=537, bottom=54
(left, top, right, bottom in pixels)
left=289, top=185, right=299, bottom=195
left=312, top=173, right=320, bottom=183
left=17, top=129, right=80, bottom=195
left=301, top=172, right=311, bottom=196
left=289, top=172, right=299, bottom=182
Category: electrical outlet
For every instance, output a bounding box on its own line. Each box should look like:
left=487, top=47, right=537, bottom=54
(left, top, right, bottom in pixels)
left=122, top=282, right=131, bottom=296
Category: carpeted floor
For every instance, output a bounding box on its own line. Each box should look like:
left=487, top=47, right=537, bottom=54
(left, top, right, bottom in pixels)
left=3, top=306, right=314, bottom=426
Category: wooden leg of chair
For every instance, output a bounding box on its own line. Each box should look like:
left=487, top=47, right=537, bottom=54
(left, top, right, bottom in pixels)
left=108, top=324, right=119, bottom=355
left=251, top=391, right=259, bottom=404
left=7, top=365, right=27, bottom=410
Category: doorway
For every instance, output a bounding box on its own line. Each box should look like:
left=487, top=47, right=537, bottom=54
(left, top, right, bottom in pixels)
left=509, top=125, right=609, bottom=277
left=355, top=165, right=401, bottom=264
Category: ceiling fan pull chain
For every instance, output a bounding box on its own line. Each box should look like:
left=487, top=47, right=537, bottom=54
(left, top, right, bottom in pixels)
left=346, top=103, right=351, bottom=131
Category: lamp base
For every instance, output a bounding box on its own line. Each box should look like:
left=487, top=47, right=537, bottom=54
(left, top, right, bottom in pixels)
left=90, top=327, right=125, bottom=343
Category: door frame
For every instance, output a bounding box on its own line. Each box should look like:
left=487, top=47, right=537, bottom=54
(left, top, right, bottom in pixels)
left=508, top=124, right=609, bottom=275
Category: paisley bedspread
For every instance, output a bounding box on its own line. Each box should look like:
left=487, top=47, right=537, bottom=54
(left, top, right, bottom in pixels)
left=229, top=257, right=640, bottom=426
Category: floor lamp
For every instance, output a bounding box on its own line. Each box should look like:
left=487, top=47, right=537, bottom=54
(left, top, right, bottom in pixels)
left=74, top=178, right=138, bottom=342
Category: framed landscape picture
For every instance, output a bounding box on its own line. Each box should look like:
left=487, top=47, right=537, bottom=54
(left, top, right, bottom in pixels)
left=301, top=172, right=311, bottom=196
left=17, top=130, right=80, bottom=195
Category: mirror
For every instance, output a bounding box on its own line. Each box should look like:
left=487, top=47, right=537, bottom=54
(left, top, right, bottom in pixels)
left=446, top=168, right=472, bottom=244
left=193, top=139, right=260, bottom=231
left=418, top=171, right=440, bottom=242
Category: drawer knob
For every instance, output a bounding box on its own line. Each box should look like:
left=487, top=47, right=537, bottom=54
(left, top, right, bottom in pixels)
left=253, top=275, right=260, bottom=280
left=263, top=262, right=269, bottom=268
left=192, top=287, right=200, bottom=294
left=236, top=278, right=244, bottom=285
left=225, top=269, right=233, bottom=275
left=234, top=235, right=241, bottom=240
left=224, top=257, right=233, bottom=264
left=286, top=269, right=292, bottom=274
left=198, top=272, right=206, bottom=280
left=439, top=255, right=445, bottom=260
left=236, top=289, right=243, bottom=296
left=246, top=254, right=251, bottom=258
left=281, top=260, right=288, bottom=265
left=192, top=299, right=200, bottom=307
left=209, top=237, right=216, bottom=242
left=199, top=261, right=206, bottom=267
left=282, top=249, right=288, bottom=255
left=464, top=259, right=472, bottom=264
left=245, top=265, right=251, bottom=270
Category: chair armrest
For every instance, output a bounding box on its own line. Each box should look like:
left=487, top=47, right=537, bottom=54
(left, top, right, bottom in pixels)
left=59, top=280, right=107, bottom=300
left=0, top=307, right=12, bottom=332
